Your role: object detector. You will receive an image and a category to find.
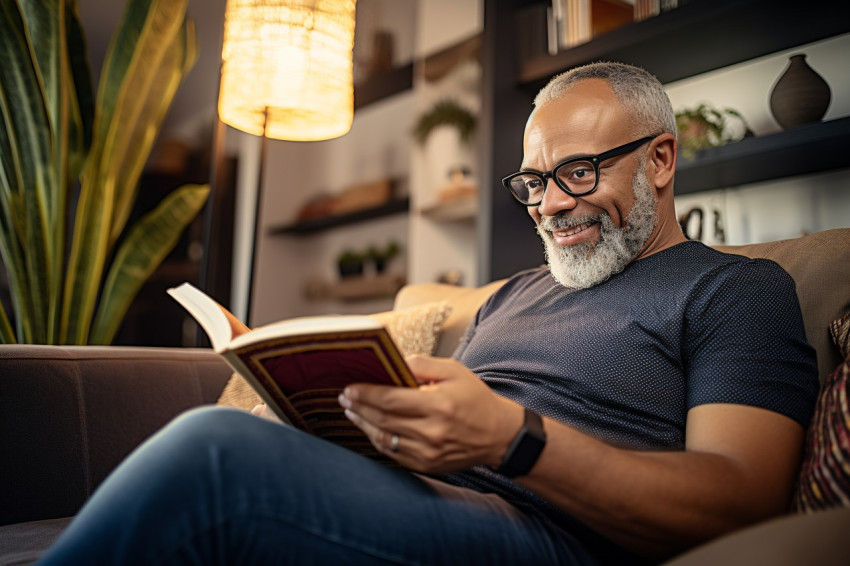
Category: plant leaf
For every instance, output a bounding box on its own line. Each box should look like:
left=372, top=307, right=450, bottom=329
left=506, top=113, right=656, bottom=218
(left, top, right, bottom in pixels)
left=0, top=0, right=57, bottom=342
left=62, top=0, right=193, bottom=344
left=90, top=183, right=209, bottom=345
left=107, top=8, right=197, bottom=247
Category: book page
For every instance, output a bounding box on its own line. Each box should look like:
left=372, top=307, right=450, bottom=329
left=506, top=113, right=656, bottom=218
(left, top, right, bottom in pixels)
left=228, top=315, right=381, bottom=351
left=167, top=282, right=244, bottom=351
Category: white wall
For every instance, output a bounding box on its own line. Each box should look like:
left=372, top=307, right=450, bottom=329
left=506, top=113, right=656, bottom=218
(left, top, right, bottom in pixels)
left=667, top=33, right=850, bottom=245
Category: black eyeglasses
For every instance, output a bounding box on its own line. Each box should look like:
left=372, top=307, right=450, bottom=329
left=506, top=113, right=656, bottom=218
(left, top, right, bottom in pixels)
left=501, top=136, right=656, bottom=206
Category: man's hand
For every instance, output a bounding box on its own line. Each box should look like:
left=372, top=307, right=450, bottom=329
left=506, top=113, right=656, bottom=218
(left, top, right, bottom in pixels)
left=339, top=355, right=523, bottom=474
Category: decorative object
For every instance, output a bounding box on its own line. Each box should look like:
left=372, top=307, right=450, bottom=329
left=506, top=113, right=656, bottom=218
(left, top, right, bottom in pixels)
left=336, top=249, right=366, bottom=278
left=214, top=0, right=357, bottom=323
left=414, top=99, right=477, bottom=201
left=0, top=0, right=209, bottom=344
left=793, top=352, right=850, bottom=512
left=769, top=54, right=832, bottom=130
left=413, top=99, right=477, bottom=146
left=675, top=103, right=754, bottom=159
left=366, top=241, right=402, bottom=273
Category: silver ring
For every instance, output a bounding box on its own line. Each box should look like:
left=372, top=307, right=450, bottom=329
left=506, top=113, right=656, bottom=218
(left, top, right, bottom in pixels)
left=389, top=434, right=400, bottom=452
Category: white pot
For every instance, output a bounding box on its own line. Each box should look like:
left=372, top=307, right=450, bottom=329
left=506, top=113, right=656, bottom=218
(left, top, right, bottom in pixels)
left=424, top=125, right=473, bottom=192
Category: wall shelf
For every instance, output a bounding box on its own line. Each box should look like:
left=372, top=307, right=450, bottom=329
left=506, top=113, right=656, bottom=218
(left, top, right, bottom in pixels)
left=269, top=198, right=410, bottom=235
left=354, top=63, right=414, bottom=109
left=303, top=273, right=407, bottom=302
left=676, top=117, right=850, bottom=194
left=518, top=0, right=850, bottom=89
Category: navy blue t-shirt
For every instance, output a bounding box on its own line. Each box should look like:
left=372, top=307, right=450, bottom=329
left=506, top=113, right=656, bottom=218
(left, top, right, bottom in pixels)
left=441, top=241, right=819, bottom=564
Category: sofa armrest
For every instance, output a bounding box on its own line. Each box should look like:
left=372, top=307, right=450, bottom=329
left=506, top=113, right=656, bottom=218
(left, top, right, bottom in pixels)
left=0, top=345, right=232, bottom=527
left=661, top=507, right=850, bottom=565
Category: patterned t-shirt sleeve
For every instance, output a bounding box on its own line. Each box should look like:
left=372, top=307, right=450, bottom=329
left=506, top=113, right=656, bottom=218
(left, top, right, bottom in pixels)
left=684, top=258, right=819, bottom=426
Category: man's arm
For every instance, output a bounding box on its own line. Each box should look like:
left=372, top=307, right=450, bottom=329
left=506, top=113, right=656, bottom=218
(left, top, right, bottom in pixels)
left=341, top=355, right=806, bottom=560
left=521, top=401, right=804, bottom=558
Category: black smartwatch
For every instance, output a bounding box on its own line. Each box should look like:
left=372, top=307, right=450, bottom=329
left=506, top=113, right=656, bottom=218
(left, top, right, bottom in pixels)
left=492, top=407, right=546, bottom=478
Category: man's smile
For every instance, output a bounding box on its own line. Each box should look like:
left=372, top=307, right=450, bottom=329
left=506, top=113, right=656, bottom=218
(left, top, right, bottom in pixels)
left=543, top=217, right=601, bottom=246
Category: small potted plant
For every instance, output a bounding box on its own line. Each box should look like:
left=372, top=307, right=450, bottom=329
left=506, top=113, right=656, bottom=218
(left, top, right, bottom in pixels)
left=675, top=103, right=754, bottom=159
left=336, top=249, right=365, bottom=279
left=366, top=241, right=402, bottom=274
left=412, top=99, right=477, bottom=146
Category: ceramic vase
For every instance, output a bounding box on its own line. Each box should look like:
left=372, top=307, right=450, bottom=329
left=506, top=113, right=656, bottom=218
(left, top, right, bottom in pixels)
left=769, top=54, right=831, bottom=130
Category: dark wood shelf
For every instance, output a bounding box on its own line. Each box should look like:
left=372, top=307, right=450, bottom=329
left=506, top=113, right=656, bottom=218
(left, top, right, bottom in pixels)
left=518, top=0, right=850, bottom=89
left=354, top=63, right=414, bottom=109
left=269, top=198, right=410, bottom=235
left=676, top=117, right=850, bottom=195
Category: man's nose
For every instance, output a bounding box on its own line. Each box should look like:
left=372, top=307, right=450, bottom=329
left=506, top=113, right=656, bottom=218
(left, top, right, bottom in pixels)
left=536, top=178, right=578, bottom=217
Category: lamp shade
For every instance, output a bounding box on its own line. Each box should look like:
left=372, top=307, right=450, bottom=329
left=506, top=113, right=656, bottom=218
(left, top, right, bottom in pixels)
left=218, top=0, right=357, bottom=141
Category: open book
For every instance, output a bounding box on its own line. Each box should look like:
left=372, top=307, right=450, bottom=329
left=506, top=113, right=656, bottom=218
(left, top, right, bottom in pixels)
left=167, top=282, right=417, bottom=458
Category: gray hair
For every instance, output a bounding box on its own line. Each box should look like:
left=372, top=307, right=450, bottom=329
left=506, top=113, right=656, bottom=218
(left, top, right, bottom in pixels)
left=533, top=62, right=677, bottom=141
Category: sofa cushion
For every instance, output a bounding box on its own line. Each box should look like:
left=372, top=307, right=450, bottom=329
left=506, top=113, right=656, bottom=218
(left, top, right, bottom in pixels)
left=217, top=300, right=453, bottom=410
left=394, top=279, right=508, bottom=358
left=793, top=352, right=850, bottom=512
left=714, top=228, right=850, bottom=384
left=0, top=345, right=232, bottom=528
left=830, top=311, right=850, bottom=359
left=0, top=517, right=71, bottom=566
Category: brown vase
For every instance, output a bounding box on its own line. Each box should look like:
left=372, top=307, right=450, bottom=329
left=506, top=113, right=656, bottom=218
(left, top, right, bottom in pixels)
left=769, top=54, right=831, bottom=130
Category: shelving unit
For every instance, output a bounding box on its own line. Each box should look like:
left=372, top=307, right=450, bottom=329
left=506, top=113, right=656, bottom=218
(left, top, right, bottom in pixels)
left=354, top=63, right=414, bottom=110
left=677, top=116, right=850, bottom=195
left=518, top=0, right=850, bottom=88
left=269, top=197, right=409, bottom=235
left=479, top=0, right=850, bottom=283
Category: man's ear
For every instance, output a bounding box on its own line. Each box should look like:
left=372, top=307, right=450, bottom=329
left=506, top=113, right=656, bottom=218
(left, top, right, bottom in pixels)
left=648, top=133, right=677, bottom=190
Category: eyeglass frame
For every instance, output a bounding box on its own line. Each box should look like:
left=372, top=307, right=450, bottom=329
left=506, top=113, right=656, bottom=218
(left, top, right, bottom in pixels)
left=501, top=135, right=657, bottom=207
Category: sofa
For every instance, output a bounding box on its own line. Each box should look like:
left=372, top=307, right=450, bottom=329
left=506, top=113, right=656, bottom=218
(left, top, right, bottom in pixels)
left=1, top=228, right=849, bottom=565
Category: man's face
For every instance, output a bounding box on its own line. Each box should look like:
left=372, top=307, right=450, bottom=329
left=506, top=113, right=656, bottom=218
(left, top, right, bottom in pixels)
left=522, top=80, right=659, bottom=288
left=537, top=165, right=657, bottom=288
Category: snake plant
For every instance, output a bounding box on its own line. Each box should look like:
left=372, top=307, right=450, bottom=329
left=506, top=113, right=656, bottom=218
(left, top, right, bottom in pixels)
left=0, top=0, right=210, bottom=345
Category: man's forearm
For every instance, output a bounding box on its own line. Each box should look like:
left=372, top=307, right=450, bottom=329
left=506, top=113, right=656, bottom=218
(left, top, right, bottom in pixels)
left=517, top=406, right=804, bottom=559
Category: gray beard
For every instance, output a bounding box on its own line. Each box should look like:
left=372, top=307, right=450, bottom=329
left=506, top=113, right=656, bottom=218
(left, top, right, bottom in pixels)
left=536, top=166, right=658, bottom=289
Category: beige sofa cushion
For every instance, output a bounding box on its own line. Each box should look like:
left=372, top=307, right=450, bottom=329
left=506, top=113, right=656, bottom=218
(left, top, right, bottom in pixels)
left=394, top=279, right=508, bottom=358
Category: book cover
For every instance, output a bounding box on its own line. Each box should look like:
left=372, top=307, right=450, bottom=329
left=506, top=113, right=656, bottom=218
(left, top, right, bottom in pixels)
left=167, top=282, right=417, bottom=459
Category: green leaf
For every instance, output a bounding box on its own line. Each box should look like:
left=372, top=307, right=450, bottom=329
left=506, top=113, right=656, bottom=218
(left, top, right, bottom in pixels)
left=107, top=8, right=196, bottom=246
left=90, top=183, right=209, bottom=345
left=62, top=0, right=194, bottom=344
left=0, top=0, right=56, bottom=342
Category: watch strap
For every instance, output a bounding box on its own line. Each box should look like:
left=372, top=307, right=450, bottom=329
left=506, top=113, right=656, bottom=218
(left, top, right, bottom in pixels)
left=492, top=407, right=546, bottom=478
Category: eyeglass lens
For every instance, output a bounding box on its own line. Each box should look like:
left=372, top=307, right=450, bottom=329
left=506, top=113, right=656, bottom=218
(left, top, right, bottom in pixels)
left=508, top=159, right=597, bottom=204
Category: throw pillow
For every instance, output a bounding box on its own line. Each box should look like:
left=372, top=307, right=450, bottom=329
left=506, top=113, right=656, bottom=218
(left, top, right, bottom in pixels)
left=793, top=352, right=850, bottom=512
left=830, top=311, right=850, bottom=359
left=216, top=300, right=452, bottom=411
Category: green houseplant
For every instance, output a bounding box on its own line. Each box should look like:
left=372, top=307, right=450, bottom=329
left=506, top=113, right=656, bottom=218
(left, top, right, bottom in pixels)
left=675, top=103, right=754, bottom=159
left=0, top=0, right=209, bottom=345
left=412, top=99, right=476, bottom=146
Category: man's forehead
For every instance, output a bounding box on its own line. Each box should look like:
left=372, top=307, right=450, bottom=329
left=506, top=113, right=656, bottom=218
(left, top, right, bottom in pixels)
left=522, top=87, right=628, bottom=167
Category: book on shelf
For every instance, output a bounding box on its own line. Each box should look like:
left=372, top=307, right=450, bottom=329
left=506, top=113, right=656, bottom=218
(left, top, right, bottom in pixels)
left=551, top=0, right=633, bottom=49
left=167, top=282, right=417, bottom=459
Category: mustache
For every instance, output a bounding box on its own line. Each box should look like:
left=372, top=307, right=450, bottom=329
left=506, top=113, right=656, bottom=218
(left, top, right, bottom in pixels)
left=539, top=213, right=605, bottom=231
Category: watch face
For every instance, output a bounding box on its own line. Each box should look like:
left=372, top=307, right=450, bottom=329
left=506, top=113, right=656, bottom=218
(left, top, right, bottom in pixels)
left=496, top=409, right=546, bottom=478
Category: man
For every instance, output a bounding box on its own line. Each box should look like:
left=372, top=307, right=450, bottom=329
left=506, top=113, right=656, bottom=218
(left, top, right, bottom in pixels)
left=38, top=63, right=818, bottom=565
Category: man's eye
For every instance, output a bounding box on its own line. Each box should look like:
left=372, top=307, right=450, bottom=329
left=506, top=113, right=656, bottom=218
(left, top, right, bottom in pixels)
left=525, top=178, right=543, bottom=190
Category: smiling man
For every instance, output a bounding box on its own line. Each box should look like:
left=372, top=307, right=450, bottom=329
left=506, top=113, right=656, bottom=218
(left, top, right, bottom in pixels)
left=38, top=63, right=819, bottom=566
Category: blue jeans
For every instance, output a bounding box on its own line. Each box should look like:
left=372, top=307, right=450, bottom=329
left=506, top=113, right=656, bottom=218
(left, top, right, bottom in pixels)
left=37, top=407, right=596, bottom=565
